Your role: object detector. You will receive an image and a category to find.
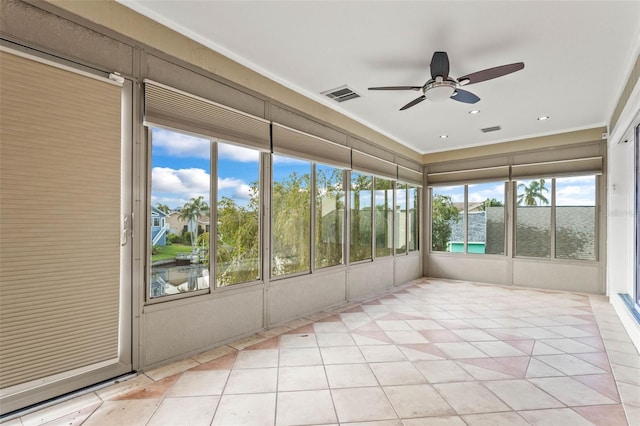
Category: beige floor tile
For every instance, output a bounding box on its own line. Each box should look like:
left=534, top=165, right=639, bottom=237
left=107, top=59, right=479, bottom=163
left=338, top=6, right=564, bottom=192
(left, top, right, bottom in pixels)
left=434, top=382, right=510, bottom=415
left=608, top=350, right=640, bottom=368
left=279, top=347, right=323, bottom=366
left=536, top=354, right=608, bottom=375
left=385, top=331, right=429, bottom=344
left=376, top=320, right=413, bottom=331
left=313, top=322, right=348, bottom=333
left=34, top=403, right=100, bottom=426
left=278, top=365, right=328, bottom=391
left=279, top=333, right=318, bottom=348
left=518, top=408, right=595, bottom=426
left=370, top=361, right=427, bottom=386
left=617, top=381, right=640, bottom=407
left=191, top=345, right=236, bottom=364
left=360, top=345, right=407, bottom=363
left=331, top=387, right=397, bottom=423
left=224, top=368, right=277, bottom=394
left=95, top=374, right=153, bottom=400
left=81, top=399, right=160, bottom=426
left=320, top=346, right=366, bottom=364
left=145, top=359, right=200, bottom=381
left=316, top=332, right=356, bottom=347
left=434, top=342, right=489, bottom=359
left=450, top=329, right=497, bottom=342
left=462, top=412, right=530, bottom=426
left=384, top=384, right=455, bottom=418
left=166, top=370, right=228, bottom=397
left=529, top=377, right=618, bottom=406
left=612, top=364, right=640, bottom=385
left=413, top=360, right=475, bottom=383
left=233, top=348, right=279, bottom=368
left=21, top=393, right=102, bottom=426
left=325, top=363, right=378, bottom=388
left=483, top=379, right=564, bottom=410
left=401, top=417, right=466, bottom=425
left=275, top=389, right=337, bottom=425
left=341, top=421, right=402, bottom=426
left=212, top=393, right=275, bottom=426
left=541, top=338, right=602, bottom=354
left=146, top=396, right=218, bottom=426
left=470, top=341, right=527, bottom=357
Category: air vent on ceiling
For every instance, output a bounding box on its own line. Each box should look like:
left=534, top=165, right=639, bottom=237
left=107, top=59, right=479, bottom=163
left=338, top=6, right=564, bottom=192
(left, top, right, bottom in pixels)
left=322, top=85, right=361, bottom=102
left=481, top=126, right=502, bottom=133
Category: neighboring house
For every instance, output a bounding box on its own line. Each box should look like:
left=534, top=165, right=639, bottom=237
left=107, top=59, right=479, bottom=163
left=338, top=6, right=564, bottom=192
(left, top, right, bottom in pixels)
left=166, top=211, right=210, bottom=237
left=448, top=211, right=488, bottom=253
left=151, top=206, right=169, bottom=246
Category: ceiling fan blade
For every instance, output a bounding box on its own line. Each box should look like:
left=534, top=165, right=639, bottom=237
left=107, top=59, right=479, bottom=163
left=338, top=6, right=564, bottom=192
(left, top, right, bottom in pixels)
left=430, top=51, right=450, bottom=79
left=400, top=95, right=426, bottom=111
left=368, top=86, right=422, bottom=91
left=457, top=62, right=524, bottom=85
left=450, top=89, right=480, bottom=104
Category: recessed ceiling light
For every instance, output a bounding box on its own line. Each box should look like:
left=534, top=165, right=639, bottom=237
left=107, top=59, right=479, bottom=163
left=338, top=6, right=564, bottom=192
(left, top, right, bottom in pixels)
left=439, top=134, right=448, bottom=139
left=537, top=115, right=550, bottom=121
left=469, top=110, right=480, bottom=114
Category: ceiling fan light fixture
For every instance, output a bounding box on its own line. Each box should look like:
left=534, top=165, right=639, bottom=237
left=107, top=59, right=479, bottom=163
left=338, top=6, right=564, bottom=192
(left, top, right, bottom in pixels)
left=425, top=82, right=456, bottom=102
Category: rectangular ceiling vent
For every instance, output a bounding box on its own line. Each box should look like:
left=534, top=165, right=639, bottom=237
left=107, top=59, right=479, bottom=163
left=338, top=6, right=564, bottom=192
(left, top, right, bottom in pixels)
left=322, top=85, right=361, bottom=102
left=481, top=125, right=502, bottom=133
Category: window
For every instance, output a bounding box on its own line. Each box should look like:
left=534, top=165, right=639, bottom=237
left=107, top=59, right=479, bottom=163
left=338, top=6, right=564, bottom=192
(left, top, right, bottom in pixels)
left=431, top=182, right=505, bottom=254
left=408, top=185, right=419, bottom=252
left=431, top=185, right=464, bottom=252
left=556, top=176, right=596, bottom=260
left=469, top=182, right=505, bottom=255
left=272, top=155, right=311, bottom=276
left=350, top=172, right=373, bottom=262
left=149, top=127, right=211, bottom=299
left=315, top=164, right=345, bottom=269
left=216, top=142, right=261, bottom=286
left=515, top=176, right=597, bottom=260
left=375, top=177, right=394, bottom=257
left=395, top=183, right=407, bottom=255
left=152, top=217, right=161, bottom=227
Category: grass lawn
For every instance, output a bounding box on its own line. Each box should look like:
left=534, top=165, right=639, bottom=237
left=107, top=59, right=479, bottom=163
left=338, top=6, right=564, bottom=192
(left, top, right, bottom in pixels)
left=152, top=244, right=193, bottom=263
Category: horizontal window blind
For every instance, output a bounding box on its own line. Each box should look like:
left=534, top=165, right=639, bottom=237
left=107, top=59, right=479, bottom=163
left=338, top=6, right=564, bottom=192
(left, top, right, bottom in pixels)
left=272, top=123, right=351, bottom=169
left=427, top=166, right=510, bottom=185
left=144, top=80, right=270, bottom=151
left=398, top=166, right=423, bottom=186
left=0, top=50, right=122, bottom=388
left=511, top=156, right=603, bottom=179
left=352, top=150, right=398, bottom=180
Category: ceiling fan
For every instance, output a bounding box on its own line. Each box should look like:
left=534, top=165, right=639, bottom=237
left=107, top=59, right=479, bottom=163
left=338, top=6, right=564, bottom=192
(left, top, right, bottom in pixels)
left=369, top=51, right=524, bottom=110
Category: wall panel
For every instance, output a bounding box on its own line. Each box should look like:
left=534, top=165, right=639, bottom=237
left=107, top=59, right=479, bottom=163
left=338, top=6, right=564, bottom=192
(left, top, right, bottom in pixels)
left=348, top=259, right=395, bottom=300
left=143, top=288, right=264, bottom=366
left=268, top=270, right=347, bottom=325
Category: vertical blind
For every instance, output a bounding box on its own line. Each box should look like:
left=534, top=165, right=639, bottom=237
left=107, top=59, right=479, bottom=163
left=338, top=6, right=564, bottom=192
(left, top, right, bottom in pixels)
left=0, top=50, right=122, bottom=389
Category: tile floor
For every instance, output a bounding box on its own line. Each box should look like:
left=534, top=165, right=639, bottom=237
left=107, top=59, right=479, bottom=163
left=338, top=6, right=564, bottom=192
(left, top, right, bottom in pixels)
left=5, top=278, right=640, bottom=425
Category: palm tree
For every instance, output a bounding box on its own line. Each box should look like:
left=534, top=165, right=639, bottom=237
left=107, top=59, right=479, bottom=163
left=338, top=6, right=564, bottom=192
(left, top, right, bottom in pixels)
left=155, top=203, right=171, bottom=214
left=179, top=196, right=209, bottom=247
left=517, top=179, right=549, bottom=206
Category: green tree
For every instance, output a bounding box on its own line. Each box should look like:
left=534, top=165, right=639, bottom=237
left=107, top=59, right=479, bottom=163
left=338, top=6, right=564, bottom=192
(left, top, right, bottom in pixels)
left=179, top=196, right=209, bottom=247
left=517, top=179, right=549, bottom=206
left=272, top=171, right=311, bottom=275
left=479, top=198, right=504, bottom=211
left=350, top=173, right=373, bottom=262
left=216, top=191, right=260, bottom=285
left=155, top=203, right=171, bottom=214
left=431, top=194, right=459, bottom=251
left=315, top=167, right=344, bottom=268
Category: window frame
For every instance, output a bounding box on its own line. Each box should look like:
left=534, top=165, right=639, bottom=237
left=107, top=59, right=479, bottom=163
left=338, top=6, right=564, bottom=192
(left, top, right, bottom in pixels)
left=429, top=182, right=507, bottom=256
left=513, top=175, right=599, bottom=262
left=146, top=127, right=266, bottom=303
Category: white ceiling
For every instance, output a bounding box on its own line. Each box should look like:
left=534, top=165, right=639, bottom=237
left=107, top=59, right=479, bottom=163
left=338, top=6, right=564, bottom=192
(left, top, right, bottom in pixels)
left=120, top=1, right=640, bottom=154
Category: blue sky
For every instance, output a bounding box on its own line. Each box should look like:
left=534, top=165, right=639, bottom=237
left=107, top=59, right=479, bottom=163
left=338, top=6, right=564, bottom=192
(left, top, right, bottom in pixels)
left=151, top=128, right=260, bottom=209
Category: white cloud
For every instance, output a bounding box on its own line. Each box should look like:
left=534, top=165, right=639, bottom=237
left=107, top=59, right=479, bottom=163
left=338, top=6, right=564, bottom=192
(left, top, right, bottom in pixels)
left=152, top=128, right=210, bottom=158
left=151, top=167, right=210, bottom=199
left=218, top=143, right=260, bottom=162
